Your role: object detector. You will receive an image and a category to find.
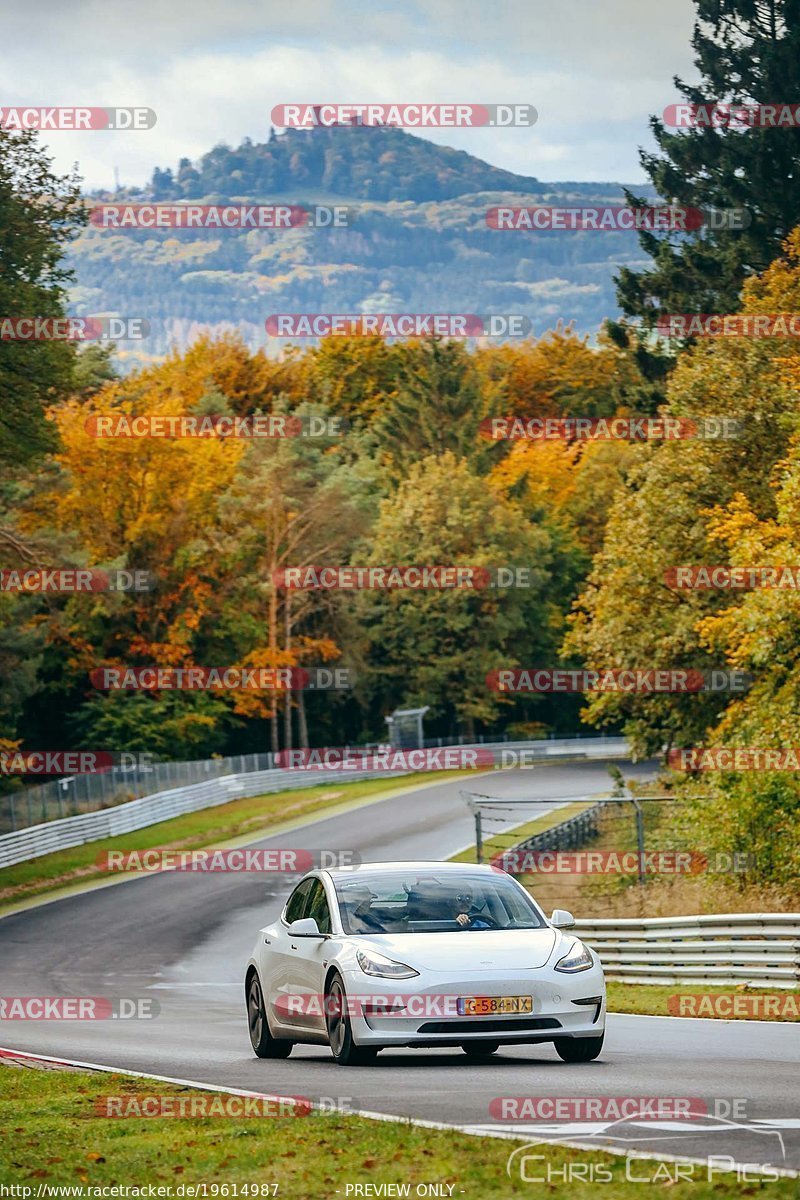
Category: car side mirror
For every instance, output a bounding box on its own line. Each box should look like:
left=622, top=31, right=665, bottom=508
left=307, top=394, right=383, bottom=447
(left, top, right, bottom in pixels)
left=287, top=917, right=325, bottom=938
left=550, top=908, right=576, bottom=929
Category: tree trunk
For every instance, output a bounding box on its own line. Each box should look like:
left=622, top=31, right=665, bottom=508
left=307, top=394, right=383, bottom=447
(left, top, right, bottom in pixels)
left=297, top=686, right=309, bottom=748
left=283, top=593, right=293, bottom=753
left=269, top=542, right=279, bottom=754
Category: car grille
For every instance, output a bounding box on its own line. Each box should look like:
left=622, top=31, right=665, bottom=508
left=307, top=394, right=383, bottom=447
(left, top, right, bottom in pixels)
left=415, top=1017, right=562, bottom=1034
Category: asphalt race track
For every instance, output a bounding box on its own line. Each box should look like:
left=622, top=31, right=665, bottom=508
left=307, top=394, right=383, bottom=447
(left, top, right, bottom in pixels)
left=1, top=761, right=798, bottom=1174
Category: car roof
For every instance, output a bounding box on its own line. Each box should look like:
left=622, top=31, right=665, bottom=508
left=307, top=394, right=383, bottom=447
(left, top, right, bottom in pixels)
left=324, top=861, right=502, bottom=882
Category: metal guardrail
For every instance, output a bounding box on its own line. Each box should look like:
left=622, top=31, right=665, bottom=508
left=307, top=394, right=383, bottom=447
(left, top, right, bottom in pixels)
left=0, top=737, right=630, bottom=869
left=575, top=914, right=800, bottom=988
left=0, top=731, right=626, bottom=835
left=0, top=765, right=407, bottom=870
left=490, top=802, right=799, bottom=989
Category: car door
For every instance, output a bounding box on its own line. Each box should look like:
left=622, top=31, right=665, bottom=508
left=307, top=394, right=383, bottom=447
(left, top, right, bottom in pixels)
left=265, top=877, right=315, bottom=1033
left=282, top=877, right=332, bottom=1035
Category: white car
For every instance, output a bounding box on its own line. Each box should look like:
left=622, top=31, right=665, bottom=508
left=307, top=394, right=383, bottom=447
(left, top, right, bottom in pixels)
left=245, top=860, right=605, bottom=1066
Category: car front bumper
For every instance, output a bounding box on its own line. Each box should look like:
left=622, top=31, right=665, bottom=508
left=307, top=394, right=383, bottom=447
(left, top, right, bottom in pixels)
left=340, top=963, right=606, bottom=1047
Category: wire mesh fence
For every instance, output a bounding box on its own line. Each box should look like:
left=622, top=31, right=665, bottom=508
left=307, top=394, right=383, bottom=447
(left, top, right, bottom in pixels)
left=0, top=754, right=258, bottom=835
left=0, top=730, right=622, bottom=835
left=459, top=789, right=733, bottom=916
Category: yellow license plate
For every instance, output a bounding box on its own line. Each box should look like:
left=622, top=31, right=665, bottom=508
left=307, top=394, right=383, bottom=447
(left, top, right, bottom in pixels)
left=456, top=995, right=533, bottom=1016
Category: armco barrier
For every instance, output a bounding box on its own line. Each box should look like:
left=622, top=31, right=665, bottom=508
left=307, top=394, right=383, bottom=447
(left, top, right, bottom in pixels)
left=575, top=913, right=800, bottom=988
left=504, top=800, right=604, bottom=857
left=0, top=737, right=630, bottom=869
left=494, top=806, right=799, bottom=989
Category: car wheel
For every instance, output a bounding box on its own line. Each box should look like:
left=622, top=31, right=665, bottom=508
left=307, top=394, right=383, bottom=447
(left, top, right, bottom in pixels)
left=554, top=1033, right=604, bottom=1062
left=325, top=972, right=378, bottom=1066
left=247, top=971, right=293, bottom=1059
left=461, top=1041, right=500, bottom=1058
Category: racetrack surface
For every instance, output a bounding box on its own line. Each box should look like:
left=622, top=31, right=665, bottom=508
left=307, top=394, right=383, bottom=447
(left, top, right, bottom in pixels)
left=1, top=760, right=798, bottom=1173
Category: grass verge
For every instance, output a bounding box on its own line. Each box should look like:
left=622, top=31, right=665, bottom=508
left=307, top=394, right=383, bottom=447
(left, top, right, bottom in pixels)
left=0, top=1062, right=793, bottom=1196
left=607, top=981, right=800, bottom=1021
left=0, top=771, right=472, bottom=915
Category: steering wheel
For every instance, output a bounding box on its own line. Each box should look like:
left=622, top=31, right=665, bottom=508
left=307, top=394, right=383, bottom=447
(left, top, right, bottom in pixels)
left=463, top=910, right=500, bottom=929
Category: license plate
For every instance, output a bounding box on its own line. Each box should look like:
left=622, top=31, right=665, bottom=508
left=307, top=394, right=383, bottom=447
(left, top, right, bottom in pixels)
left=456, top=995, right=533, bottom=1016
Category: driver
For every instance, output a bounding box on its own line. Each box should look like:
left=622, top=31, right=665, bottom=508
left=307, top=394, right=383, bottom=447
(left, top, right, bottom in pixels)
left=453, top=889, right=495, bottom=929
left=342, top=885, right=384, bottom=933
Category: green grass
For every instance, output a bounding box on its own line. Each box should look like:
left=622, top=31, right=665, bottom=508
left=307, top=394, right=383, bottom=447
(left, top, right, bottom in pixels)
left=0, top=771, right=473, bottom=914
left=607, top=981, right=800, bottom=1021
left=0, top=1064, right=793, bottom=1196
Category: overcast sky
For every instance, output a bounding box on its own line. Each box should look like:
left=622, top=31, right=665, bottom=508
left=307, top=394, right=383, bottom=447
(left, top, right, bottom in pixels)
left=1, top=0, right=700, bottom=191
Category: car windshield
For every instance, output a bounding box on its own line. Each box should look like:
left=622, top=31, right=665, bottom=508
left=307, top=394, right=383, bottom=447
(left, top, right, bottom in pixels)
left=333, top=870, right=545, bottom=934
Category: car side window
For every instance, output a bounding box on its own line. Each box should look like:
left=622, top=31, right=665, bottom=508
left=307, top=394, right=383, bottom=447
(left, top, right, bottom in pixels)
left=305, top=879, right=332, bottom=935
left=284, top=878, right=314, bottom=925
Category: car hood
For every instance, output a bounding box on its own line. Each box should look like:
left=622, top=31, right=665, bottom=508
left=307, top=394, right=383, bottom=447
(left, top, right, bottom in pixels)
left=355, top=928, right=558, bottom=972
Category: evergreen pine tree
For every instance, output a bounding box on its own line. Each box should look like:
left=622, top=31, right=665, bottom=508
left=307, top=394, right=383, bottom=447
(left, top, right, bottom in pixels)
left=617, top=0, right=800, bottom=325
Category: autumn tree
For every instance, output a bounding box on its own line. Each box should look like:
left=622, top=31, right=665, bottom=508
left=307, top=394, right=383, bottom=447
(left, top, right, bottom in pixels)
left=566, top=228, right=800, bottom=756
left=358, top=452, right=561, bottom=737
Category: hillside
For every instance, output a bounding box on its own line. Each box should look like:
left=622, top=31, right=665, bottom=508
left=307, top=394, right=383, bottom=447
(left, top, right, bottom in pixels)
left=150, top=123, right=544, bottom=203
left=69, top=125, right=655, bottom=361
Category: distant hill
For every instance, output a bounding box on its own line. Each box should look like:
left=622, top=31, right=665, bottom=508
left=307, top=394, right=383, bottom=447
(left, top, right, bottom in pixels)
left=149, top=124, right=544, bottom=204
left=69, top=125, right=655, bottom=363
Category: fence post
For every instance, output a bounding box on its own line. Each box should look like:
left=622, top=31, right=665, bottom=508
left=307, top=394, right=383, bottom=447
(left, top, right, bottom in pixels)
left=632, top=796, right=645, bottom=887
left=475, top=810, right=483, bottom=864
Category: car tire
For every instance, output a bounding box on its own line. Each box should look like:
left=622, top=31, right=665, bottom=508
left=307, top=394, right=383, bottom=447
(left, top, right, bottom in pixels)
left=325, top=972, right=379, bottom=1066
left=247, top=971, right=293, bottom=1059
left=554, top=1033, right=604, bottom=1062
left=461, top=1041, right=500, bottom=1058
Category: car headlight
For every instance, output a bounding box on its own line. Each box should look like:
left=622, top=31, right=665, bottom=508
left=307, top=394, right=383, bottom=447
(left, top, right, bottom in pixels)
left=356, top=948, right=419, bottom=979
left=554, top=939, right=594, bottom=973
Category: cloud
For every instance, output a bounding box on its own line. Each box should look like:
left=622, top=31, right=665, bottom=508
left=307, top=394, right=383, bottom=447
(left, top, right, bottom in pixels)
left=0, top=0, right=699, bottom=188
